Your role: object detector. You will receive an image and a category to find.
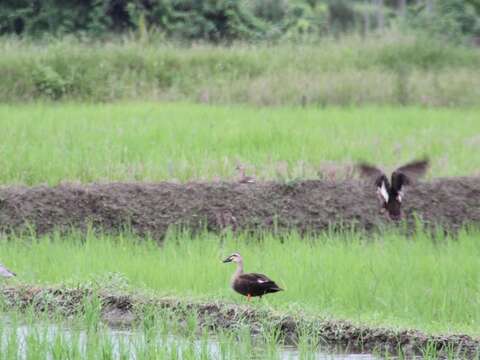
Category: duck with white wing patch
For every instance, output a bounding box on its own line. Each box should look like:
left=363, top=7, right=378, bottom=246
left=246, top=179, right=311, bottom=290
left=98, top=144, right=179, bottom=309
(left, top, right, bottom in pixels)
left=222, top=253, right=283, bottom=301
left=357, top=158, right=429, bottom=221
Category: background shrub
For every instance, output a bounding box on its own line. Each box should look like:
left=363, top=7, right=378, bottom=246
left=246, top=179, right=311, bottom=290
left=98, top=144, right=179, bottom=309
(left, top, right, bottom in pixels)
left=1, top=0, right=479, bottom=42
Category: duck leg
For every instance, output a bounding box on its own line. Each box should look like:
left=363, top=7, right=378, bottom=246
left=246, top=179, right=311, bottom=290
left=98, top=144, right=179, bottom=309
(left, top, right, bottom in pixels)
left=247, top=294, right=251, bottom=302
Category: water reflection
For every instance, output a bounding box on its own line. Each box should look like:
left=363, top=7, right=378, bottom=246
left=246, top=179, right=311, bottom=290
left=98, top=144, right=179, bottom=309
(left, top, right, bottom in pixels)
left=1, top=319, right=379, bottom=359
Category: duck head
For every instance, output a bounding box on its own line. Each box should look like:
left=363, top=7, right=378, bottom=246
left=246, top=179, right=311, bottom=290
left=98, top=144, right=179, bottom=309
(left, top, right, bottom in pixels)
left=358, top=159, right=429, bottom=221
left=223, top=252, right=242, bottom=263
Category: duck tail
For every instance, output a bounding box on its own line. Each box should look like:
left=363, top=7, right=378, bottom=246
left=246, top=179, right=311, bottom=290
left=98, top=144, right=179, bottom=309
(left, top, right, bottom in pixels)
left=268, top=284, right=283, bottom=292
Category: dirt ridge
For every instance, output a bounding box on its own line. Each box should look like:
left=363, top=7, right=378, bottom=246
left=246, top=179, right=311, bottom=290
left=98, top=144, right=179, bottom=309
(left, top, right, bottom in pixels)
left=1, top=179, right=480, bottom=239
left=1, top=286, right=479, bottom=358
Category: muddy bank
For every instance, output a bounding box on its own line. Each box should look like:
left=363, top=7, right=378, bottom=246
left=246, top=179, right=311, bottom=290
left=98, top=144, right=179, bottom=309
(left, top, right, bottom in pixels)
left=1, top=286, right=478, bottom=358
left=1, top=179, right=480, bottom=239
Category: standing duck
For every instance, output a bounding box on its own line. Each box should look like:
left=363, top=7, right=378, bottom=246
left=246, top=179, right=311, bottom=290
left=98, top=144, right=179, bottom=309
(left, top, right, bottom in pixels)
left=0, top=263, right=16, bottom=278
left=223, top=253, right=283, bottom=301
left=357, top=158, right=429, bottom=221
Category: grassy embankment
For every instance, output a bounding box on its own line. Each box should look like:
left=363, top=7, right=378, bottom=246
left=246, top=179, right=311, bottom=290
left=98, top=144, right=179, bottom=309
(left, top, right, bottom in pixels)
left=0, top=103, right=479, bottom=185
left=2, top=229, right=480, bottom=336
left=0, top=34, right=479, bottom=106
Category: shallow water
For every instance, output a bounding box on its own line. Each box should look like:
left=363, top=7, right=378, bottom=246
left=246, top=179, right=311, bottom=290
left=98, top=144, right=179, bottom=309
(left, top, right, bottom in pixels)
left=0, top=319, right=380, bottom=360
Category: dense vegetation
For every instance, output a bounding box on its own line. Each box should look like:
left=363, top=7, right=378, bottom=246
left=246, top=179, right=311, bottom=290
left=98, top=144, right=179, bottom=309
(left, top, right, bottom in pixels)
left=1, top=34, right=479, bottom=105
left=1, top=0, right=480, bottom=42
left=1, top=2, right=479, bottom=105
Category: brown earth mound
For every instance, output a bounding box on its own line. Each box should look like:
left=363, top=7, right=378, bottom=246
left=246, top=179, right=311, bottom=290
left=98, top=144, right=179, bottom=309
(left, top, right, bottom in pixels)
left=1, top=286, right=479, bottom=358
left=1, top=178, right=480, bottom=239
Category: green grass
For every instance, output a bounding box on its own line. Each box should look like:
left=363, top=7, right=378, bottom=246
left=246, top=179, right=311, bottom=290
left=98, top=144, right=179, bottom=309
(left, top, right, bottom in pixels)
left=0, top=307, right=309, bottom=360
left=0, top=307, right=462, bottom=360
left=1, top=34, right=479, bottom=106
left=1, top=103, right=480, bottom=185
left=2, top=229, right=480, bottom=336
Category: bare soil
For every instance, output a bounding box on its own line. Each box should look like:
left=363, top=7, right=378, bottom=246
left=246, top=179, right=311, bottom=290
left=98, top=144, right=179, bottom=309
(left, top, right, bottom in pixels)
left=1, top=179, right=480, bottom=239
left=1, top=286, right=478, bottom=358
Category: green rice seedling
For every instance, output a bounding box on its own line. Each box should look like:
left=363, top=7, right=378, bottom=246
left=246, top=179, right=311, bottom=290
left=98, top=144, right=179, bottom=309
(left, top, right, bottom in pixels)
left=50, top=329, right=83, bottom=360
left=233, top=323, right=255, bottom=358
left=139, top=304, right=160, bottom=342
left=421, top=341, right=440, bottom=359
left=0, top=318, right=19, bottom=360
left=0, top=306, right=461, bottom=360
left=0, top=103, right=479, bottom=185
left=185, top=308, right=199, bottom=339
left=295, top=322, right=321, bottom=360
left=258, top=321, right=283, bottom=359
left=99, top=335, right=115, bottom=360
left=81, top=290, right=102, bottom=331
left=2, top=228, right=480, bottom=335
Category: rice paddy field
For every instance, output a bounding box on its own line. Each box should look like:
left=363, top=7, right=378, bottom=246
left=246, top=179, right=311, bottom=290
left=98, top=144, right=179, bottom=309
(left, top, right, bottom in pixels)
left=2, top=229, right=480, bottom=336
left=1, top=229, right=480, bottom=358
left=0, top=103, right=480, bottom=185
left=0, top=309, right=332, bottom=360
left=2, top=101, right=480, bottom=358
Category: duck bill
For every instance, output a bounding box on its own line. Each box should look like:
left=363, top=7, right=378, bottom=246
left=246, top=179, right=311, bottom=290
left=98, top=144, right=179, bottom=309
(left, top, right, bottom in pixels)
left=222, top=257, right=232, bottom=263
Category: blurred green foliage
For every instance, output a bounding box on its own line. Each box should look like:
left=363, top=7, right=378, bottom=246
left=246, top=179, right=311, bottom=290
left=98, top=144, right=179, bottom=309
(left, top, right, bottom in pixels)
left=0, top=0, right=479, bottom=42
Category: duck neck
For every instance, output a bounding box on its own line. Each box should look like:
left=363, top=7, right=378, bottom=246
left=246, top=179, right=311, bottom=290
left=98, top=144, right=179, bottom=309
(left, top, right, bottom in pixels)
left=233, top=260, right=244, bottom=279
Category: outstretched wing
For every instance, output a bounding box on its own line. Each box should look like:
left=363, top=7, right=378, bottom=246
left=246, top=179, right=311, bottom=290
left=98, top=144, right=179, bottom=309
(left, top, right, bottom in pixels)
left=357, top=163, right=384, bottom=179
left=391, top=158, right=429, bottom=191
left=395, top=158, right=429, bottom=180
left=357, top=163, right=390, bottom=202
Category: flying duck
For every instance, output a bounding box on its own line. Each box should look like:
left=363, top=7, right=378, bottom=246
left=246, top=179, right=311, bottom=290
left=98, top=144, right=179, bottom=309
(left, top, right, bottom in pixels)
left=357, top=158, right=429, bottom=220
left=223, top=253, right=283, bottom=301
